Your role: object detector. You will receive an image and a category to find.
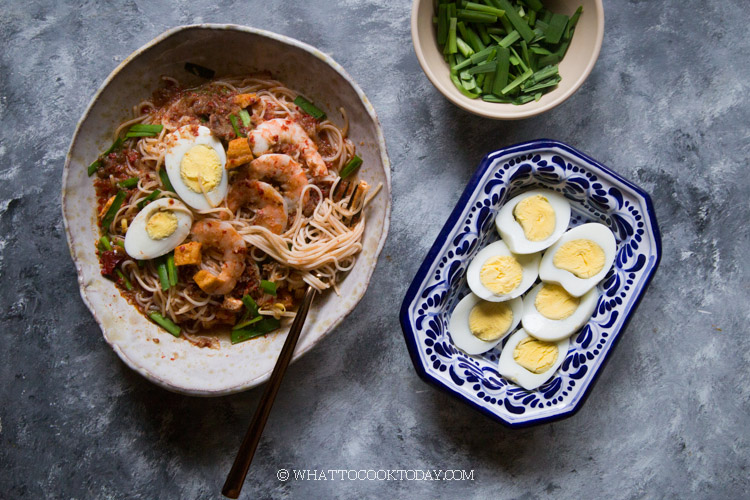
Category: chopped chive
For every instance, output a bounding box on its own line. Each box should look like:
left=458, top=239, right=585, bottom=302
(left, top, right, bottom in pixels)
left=104, top=138, right=124, bottom=156
left=437, top=4, right=449, bottom=45
left=101, top=191, right=126, bottom=231
left=118, top=177, right=139, bottom=189
left=293, top=95, right=327, bottom=120
left=230, top=316, right=281, bottom=344
left=529, top=64, right=559, bottom=85
left=241, top=294, right=259, bottom=318
left=87, top=160, right=101, bottom=177
left=184, top=62, right=215, bottom=79
left=340, top=154, right=363, bottom=178
left=167, top=252, right=178, bottom=287
left=457, top=37, right=474, bottom=58
left=482, top=94, right=513, bottom=103
left=260, top=280, right=277, bottom=296
left=543, top=12, right=569, bottom=45
left=530, top=45, right=553, bottom=55
left=115, top=269, right=133, bottom=291
left=501, top=68, right=533, bottom=95
left=492, top=47, right=511, bottom=94
left=464, top=2, right=505, bottom=17
left=456, top=9, right=497, bottom=23
left=99, top=235, right=112, bottom=251
left=137, top=189, right=161, bottom=210
left=450, top=73, right=481, bottom=98
left=232, top=315, right=262, bottom=331
left=477, top=23, right=491, bottom=45
left=148, top=311, right=181, bottom=337
left=565, top=6, right=583, bottom=40
left=526, top=0, right=543, bottom=11
left=126, top=124, right=163, bottom=137
left=445, top=17, right=458, bottom=54
left=229, top=114, right=241, bottom=138
left=521, top=76, right=561, bottom=92
left=498, top=30, right=520, bottom=48
left=467, top=61, right=497, bottom=75
left=156, top=258, right=170, bottom=291
left=239, top=109, right=251, bottom=127
left=159, top=169, right=174, bottom=192
left=496, top=0, right=534, bottom=42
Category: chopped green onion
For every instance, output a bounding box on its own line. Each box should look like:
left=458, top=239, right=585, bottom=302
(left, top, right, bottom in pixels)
left=464, top=2, right=505, bottom=17
left=467, top=61, right=497, bottom=75
left=260, top=280, right=277, bottom=296
left=239, top=109, right=251, bottom=127
left=137, top=189, right=161, bottom=210
left=229, top=114, right=241, bottom=138
left=167, top=252, right=178, bottom=287
left=526, top=0, right=543, bottom=11
left=501, top=68, right=533, bottom=95
left=457, top=9, right=497, bottom=23
left=104, top=138, right=124, bottom=156
left=125, top=124, right=163, bottom=138
left=148, top=311, right=181, bottom=337
left=496, top=0, right=534, bottom=42
left=118, top=177, right=139, bottom=189
left=340, top=154, right=363, bottom=178
left=437, top=4, right=449, bottom=44
left=492, top=47, right=511, bottom=95
left=232, top=315, right=262, bottom=331
left=242, top=294, right=259, bottom=318
left=498, top=30, right=520, bottom=48
left=445, top=17, right=458, bottom=54
left=159, top=169, right=174, bottom=192
left=184, top=62, right=215, bottom=79
left=456, top=37, right=474, bottom=58
left=231, top=317, right=281, bottom=344
left=293, top=95, right=327, bottom=120
left=99, top=235, right=112, bottom=251
left=87, top=160, right=102, bottom=177
left=565, top=6, right=583, bottom=40
left=156, top=258, right=170, bottom=291
left=450, top=73, right=481, bottom=98
left=543, top=12, right=568, bottom=45
left=101, top=190, right=126, bottom=231
left=115, top=269, right=133, bottom=291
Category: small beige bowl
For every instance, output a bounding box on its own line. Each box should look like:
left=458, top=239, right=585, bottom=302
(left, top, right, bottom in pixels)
left=411, top=0, right=604, bottom=120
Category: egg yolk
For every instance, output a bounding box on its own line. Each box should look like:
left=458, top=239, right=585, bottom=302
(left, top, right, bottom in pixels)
left=513, top=195, right=556, bottom=241
left=513, top=336, right=558, bottom=374
left=468, top=301, right=513, bottom=341
left=180, top=144, right=222, bottom=193
left=480, top=255, right=523, bottom=295
left=535, top=283, right=580, bottom=320
left=553, top=239, right=605, bottom=278
left=146, top=210, right=178, bottom=240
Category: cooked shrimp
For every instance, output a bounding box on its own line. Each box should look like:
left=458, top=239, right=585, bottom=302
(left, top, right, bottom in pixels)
left=248, top=118, right=328, bottom=177
left=190, top=220, right=246, bottom=295
left=227, top=179, right=287, bottom=234
left=247, top=154, right=308, bottom=209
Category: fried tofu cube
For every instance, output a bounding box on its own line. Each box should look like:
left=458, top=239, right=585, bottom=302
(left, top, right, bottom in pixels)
left=222, top=296, right=244, bottom=312
left=226, top=138, right=254, bottom=169
left=193, top=270, right=222, bottom=294
left=233, top=93, right=257, bottom=108
left=174, top=242, right=202, bottom=266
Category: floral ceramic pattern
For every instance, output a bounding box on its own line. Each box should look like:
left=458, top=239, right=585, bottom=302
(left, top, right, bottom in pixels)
left=400, top=140, right=661, bottom=427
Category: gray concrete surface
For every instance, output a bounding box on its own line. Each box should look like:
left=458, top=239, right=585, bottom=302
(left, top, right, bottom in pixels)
left=1, top=0, right=749, bottom=498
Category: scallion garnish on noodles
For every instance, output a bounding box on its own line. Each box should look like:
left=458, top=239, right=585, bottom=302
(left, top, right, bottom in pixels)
left=260, top=280, right=277, bottom=296
left=293, top=96, right=327, bottom=120
left=137, top=189, right=161, bottom=210
left=166, top=252, right=178, bottom=287
left=229, top=114, right=241, bottom=138
left=118, top=177, right=139, bottom=189
left=340, top=155, right=363, bottom=179
left=101, top=191, right=126, bottom=231
left=125, top=124, right=163, bottom=138
left=156, top=257, right=170, bottom=291
left=239, top=109, right=251, bottom=127
left=159, top=169, right=174, bottom=192
left=231, top=316, right=281, bottom=345
left=116, top=269, right=133, bottom=291
left=148, top=311, right=181, bottom=337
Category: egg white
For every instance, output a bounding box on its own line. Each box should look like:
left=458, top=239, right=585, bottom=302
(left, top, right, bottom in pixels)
left=164, top=125, right=228, bottom=211
left=466, top=240, right=540, bottom=302
left=497, top=328, right=569, bottom=391
left=539, top=223, right=617, bottom=297
left=124, top=198, right=193, bottom=260
left=495, top=189, right=571, bottom=254
left=448, top=293, right=523, bottom=355
left=521, top=282, right=599, bottom=342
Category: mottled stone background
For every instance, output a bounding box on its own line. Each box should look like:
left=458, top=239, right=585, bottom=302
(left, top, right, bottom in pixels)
left=1, top=0, right=748, bottom=498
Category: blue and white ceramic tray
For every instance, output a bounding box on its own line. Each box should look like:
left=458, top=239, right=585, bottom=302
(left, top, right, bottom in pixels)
left=400, top=140, right=661, bottom=427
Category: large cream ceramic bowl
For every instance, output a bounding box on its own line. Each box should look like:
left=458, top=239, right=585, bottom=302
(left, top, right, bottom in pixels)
left=62, top=25, right=392, bottom=396
left=411, top=0, right=604, bottom=120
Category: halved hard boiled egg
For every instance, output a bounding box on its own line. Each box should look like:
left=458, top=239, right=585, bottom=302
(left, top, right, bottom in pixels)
left=521, top=282, right=599, bottom=342
left=466, top=240, right=540, bottom=302
left=448, top=293, right=523, bottom=355
left=497, top=328, right=569, bottom=391
left=124, top=198, right=192, bottom=260
left=495, top=189, right=571, bottom=254
left=164, top=125, right=228, bottom=211
left=539, top=223, right=617, bottom=297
